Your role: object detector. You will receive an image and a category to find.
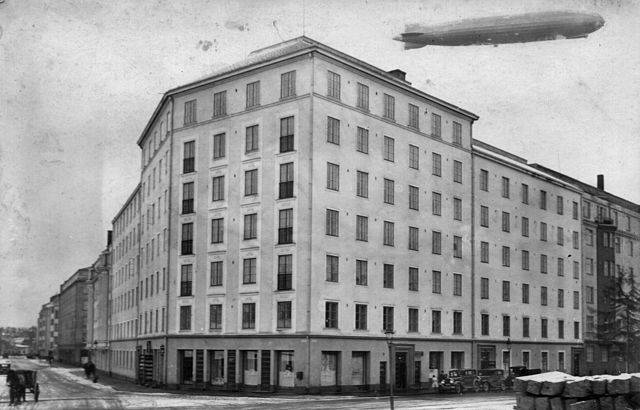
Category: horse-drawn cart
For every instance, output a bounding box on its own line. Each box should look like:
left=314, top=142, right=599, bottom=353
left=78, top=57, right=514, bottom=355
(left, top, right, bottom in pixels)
left=12, top=369, right=40, bottom=403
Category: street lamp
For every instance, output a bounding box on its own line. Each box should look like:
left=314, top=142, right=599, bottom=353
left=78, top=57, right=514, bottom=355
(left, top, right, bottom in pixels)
left=385, top=330, right=395, bottom=410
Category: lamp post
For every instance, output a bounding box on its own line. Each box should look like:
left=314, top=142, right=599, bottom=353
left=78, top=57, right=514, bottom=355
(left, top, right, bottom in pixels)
left=385, top=330, right=395, bottom=410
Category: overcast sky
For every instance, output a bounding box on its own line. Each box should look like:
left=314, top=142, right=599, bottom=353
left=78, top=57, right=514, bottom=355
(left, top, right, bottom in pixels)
left=1, top=0, right=638, bottom=327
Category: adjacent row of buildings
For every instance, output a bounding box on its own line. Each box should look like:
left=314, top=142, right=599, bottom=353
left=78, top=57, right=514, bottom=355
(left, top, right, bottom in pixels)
left=36, top=37, right=639, bottom=393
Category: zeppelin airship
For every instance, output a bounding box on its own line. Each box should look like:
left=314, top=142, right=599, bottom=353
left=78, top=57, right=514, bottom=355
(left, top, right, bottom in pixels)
left=394, top=11, right=605, bottom=49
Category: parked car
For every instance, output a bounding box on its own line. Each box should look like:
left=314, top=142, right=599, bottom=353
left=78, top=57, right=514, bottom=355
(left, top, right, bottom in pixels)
left=477, top=368, right=506, bottom=391
left=503, top=366, right=542, bottom=390
left=439, top=369, right=481, bottom=394
left=0, top=359, right=11, bottom=375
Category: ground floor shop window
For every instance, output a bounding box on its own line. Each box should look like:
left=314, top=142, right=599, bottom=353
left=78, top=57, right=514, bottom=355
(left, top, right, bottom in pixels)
left=278, top=351, right=295, bottom=387
left=178, top=350, right=193, bottom=384
left=243, top=350, right=259, bottom=386
left=522, top=351, right=530, bottom=368
left=558, top=351, right=565, bottom=372
left=479, top=346, right=496, bottom=369
left=429, top=351, right=443, bottom=372
left=541, top=351, right=548, bottom=371
left=208, top=350, right=225, bottom=386
left=320, top=351, right=339, bottom=386
left=502, top=350, right=511, bottom=372
left=351, top=352, right=368, bottom=386
left=451, top=351, right=464, bottom=369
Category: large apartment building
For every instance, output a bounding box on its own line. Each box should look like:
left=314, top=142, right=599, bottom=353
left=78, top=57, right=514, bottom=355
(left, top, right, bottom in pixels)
left=36, top=294, right=59, bottom=359
left=58, top=268, right=90, bottom=365
left=86, top=234, right=112, bottom=372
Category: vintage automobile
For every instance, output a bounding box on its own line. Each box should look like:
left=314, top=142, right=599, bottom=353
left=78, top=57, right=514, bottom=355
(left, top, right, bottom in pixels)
left=0, top=358, right=10, bottom=375
left=503, top=366, right=542, bottom=390
left=477, top=368, right=507, bottom=391
left=439, top=369, right=481, bottom=394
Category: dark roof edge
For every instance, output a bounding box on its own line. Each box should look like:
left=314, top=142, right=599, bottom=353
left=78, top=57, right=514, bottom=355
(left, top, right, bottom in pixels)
left=111, top=182, right=142, bottom=225
left=472, top=139, right=528, bottom=164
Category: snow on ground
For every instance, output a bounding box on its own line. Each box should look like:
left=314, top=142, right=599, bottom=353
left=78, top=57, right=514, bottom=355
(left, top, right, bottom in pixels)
left=46, top=366, right=116, bottom=392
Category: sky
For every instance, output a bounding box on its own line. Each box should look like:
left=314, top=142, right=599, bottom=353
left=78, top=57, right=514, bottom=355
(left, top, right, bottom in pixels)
left=0, top=0, right=638, bottom=327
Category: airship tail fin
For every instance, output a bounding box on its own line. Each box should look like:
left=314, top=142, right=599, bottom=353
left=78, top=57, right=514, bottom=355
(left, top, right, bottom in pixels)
left=403, top=41, right=426, bottom=50
left=393, top=32, right=426, bottom=49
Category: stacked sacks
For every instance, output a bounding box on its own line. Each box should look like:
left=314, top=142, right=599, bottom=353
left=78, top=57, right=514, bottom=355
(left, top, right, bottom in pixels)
left=514, top=372, right=640, bottom=409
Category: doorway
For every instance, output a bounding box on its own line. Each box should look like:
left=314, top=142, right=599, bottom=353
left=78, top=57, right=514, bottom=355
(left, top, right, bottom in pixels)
left=395, top=352, right=407, bottom=390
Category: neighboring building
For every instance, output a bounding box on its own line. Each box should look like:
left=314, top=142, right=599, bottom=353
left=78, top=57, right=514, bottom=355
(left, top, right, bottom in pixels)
left=87, top=232, right=113, bottom=372
left=36, top=295, right=59, bottom=359
left=473, top=141, right=583, bottom=375
left=529, top=167, right=640, bottom=375
left=58, top=267, right=91, bottom=365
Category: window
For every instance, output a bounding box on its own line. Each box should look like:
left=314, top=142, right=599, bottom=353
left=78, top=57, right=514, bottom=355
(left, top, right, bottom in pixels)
left=480, top=205, right=488, bottom=227
left=242, top=303, right=256, bottom=329
left=213, top=90, right=226, bottom=118
left=244, top=169, right=258, bottom=196
left=180, top=264, right=193, bottom=296
left=408, top=145, right=419, bottom=170
left=183, top=99, right=197, bottom=125
left=453, top=160, right=462, bottom=183
left=326, top=255, right=339, bottom=282
left=557, top=196, right=564, bottom=215
left=540, top=222, right=547, bottom=241
left=431, top=113, right=441, bottom=138
left=383, top=221, right=394, bottom=246
left=573, top=261, right=580, bottom=279
left=182, top=182, right=194, bottom=214
left=280, top=116, right=294, bottom=153
left=326, top=162, right=340, bottom=191
left=502, top=246, right=510, bottom=267
left=540, top=190, right=547, bottom=210
left=409, top=227, right=419, bottom=251
left=586, top=286, right=594, bottom=304
left=453, top=236, right=462, bottom=258
left=431, top=310, right=441, bottom=333
left=432, top=270, right=441, bottom=294
left=541, top=318, right=548, bottom=338
left=557, top=258, right=564, bottom=276
left=453, top=273, right=462, bottom=296
left=245, top=125, right=259, bottom=153
left=452, top=121, right=462, bottom=145
left=453, top=198, right=462, bottom=221
left=212, top=176, right=224, bottom=201
left=522, top=217, right=529, bottom=237
left=356, top=83, right=369, bottom=110
left=355, top=304, right=367, bottom=330
left=574, top=321, right=580, bottom=339
left=522, top=250, right=530, bottom=270
left=356, top=171, right=368, bottom=198
left=383, top=264, right=394, bottom=288
left=557, top=227, right=564, bottom=246
left=585, top=229, right=594, bottom=246
left=409, top=267, right=419, bottom=291
left=325, top=302, right=338, bottom=328
left=183, top=141, right=195, bottom=173
left=383, top=306, right=394, bottom=332
left=211, top=218, right=224, bottom=244
left=246, top=81, right=260, bottom=108
left=383, top=136, right=395, bottom=162
left=432, top=231, right=441, bottom=254
left=383, top=94, right=395, bottom=120
left=432, top=192, right=442, bottom=216
left=326, top=209, right=339, bottom=236
left=279, top=162, right=294, bottom=199
left=355, top=215, right=368, bottom=241
left=209, top=304, right=222, bottom=330
left=409, top=308, right=419, bottom=332
left=541, top=286, right=548, bottom=306
left=327, top=71, right=341, bottom=99
left=453, top=311, right=462, bottom=334
left=430, top=153, right=442, bottom=177
left=521, top=184, right=529, bottom=204
left=244, top=213, right=257, bottom=240
left=481, top=277, right=489, bottom=299
left=325, top=116, right=341, bottom=145
left=280, top=71, right=296, bottom=99
left=383, top=178, right=395, bottom=204
left=356, top=259, right=368, bottom=286
left=277, top=254, right=293, bottom=290
left=502, top=281, right=511, bottom=302
left=480, top=242, right=489, bottom=263
left=409, top=185, right=419, bottom=210
left=586, top=258, right=593, bottom=274
left=210, top=261, right=223, bottom=286
left=481, top=314, right=489, bottom=335
left=557, top=289, right=564, bottom=308
left=503, top=315, right=511, bottom=337
left=523, top=317, right=530, bottom=338
left=522, top=283, right=530, bottom=304
left=502, top=177, right=510, bottom=198
left=502, top=212, right=510, bottom=232
left=356, top=127, right=369, bottom=153
left=572, top=201, right=579, bottom=220
left=408, top=104, right=419, bottom=129
left=179, top=305, right=191, bottom=330
left=572, top=291, right=580, bottom=310
left=277, top=301, right=292, bottom=328
left=242, top=258, right=257, bottom=284
left=479, top=169, right=489, bottom=191
left=213, top=132, right=225, bottom=159
left=540, top=254, right=548, bottom=273
left=277, top=208, right=293, bottom=245
left=181, top=223, right=193, bottom=255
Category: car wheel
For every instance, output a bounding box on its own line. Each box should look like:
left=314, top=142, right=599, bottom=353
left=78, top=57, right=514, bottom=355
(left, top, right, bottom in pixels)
left=455, top=383, right=463, bottom=394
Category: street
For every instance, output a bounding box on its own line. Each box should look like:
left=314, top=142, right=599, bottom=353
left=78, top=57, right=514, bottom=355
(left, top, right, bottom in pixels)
left=0, top=358, right=516, bottom=409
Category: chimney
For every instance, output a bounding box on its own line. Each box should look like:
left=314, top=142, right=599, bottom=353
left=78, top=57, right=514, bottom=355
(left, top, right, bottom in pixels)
left=387, top=69, right=408, bottom=82
left=597, top=174, right=604, bottom=191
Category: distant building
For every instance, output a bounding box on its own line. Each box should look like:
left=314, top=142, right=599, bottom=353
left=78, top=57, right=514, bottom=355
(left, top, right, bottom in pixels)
left=36, top=294, right=59, bottom=358
left=86, top=232, right=113, bottom=372
left=58, top=267, right=91, bottom=365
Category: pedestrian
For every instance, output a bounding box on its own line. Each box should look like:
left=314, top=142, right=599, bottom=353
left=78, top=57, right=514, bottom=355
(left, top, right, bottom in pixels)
left=86, top=360, right=97, bottom=382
